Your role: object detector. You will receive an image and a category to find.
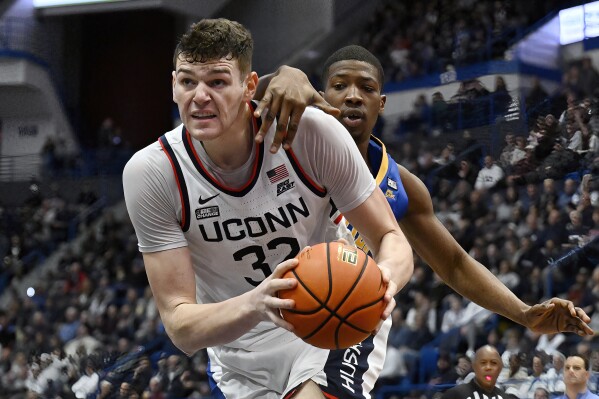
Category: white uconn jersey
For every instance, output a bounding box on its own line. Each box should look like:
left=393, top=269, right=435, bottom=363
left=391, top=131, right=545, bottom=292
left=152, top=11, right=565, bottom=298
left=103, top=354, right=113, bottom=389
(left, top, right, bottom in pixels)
left=158, top=115, right=342, bottom=350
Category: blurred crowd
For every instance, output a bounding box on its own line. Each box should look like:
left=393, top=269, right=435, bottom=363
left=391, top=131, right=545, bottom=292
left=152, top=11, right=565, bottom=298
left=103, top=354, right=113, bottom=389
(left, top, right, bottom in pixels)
left=1, top=1, right=598, bottom=398
left=0, top=117, right=596, bottom=398
left=394, top=54, right=599, bottom=138
left=358, top=0, right=564, bottom=83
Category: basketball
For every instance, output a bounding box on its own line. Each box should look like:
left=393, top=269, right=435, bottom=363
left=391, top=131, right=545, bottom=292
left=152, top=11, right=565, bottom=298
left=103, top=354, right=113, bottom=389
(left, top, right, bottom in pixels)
left=279, top=242, right=387, bottom=350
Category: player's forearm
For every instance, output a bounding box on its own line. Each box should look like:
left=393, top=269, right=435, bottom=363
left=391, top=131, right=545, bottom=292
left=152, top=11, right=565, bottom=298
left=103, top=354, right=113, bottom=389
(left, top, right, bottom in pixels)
left=438, top=250, right=531, bottom=325
left=162, top=295, right=259, bottom=355
left=407, top=217, right=530, bottom=326
left=375, top=230, right=414, bottom=295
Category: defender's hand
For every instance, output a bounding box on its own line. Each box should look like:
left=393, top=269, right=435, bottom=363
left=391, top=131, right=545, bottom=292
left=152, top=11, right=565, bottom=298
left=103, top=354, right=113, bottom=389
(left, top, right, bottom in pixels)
left=254, top=66, right=339, bottom=153
left=525, top=297, right=593, bottom=336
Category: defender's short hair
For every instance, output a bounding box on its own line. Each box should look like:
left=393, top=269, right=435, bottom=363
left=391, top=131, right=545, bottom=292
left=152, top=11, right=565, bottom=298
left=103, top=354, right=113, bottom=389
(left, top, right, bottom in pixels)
left=174, top=18, right=253, bottom=76
left=322, top=45, right=385, bottom=88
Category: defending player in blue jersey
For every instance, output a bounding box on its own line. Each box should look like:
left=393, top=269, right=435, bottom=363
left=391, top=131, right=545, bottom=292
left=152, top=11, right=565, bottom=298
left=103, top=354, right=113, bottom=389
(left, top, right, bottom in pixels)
left=256, top=45, right=593, bottom=398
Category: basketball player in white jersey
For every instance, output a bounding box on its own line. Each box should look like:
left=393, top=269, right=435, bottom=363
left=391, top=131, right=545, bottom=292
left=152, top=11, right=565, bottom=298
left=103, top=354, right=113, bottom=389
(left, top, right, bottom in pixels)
left=123, top=19, right=414, bottom=398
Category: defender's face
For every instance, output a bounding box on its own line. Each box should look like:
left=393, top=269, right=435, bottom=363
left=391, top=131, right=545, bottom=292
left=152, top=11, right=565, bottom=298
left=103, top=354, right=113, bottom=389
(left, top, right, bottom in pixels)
left=172, top=56, right=255, bottom=141
left=323, top=60, right=386, bottom=143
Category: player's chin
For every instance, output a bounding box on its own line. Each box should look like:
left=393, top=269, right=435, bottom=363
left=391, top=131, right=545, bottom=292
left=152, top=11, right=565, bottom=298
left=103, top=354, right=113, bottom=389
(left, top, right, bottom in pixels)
left=185, top=125, right=220, bottom=141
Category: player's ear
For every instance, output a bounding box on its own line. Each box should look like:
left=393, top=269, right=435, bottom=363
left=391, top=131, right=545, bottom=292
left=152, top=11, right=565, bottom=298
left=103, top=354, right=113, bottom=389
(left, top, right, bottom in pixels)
left=244, top=72, right=258, bottom=101
left=379, top=94, right=387, bottom=115
left=318, top=90, right=325, bottom=97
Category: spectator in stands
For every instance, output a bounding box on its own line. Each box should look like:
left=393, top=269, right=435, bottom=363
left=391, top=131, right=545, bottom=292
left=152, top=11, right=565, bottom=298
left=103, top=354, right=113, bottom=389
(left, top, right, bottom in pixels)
left=429, top=351, right=460, bottom=386
left=1, top=349, right=28, bottom=397
left=545, top=352, right=566, bottom=394
left=388, top=309, right=435, bottom=382
left=445, top=300, right=494, bottom=359
left=143, top=376, right=166, bottom=399
left=474, top=155, right=504, bottom=191
left=71, top=356, right=100, bottom=399
left=64, top=323, right=101, bottom=358
left=535, top=386, right=551, bottom=399
left=406, top=290, right=437, bottom=334
left=131, top=356, right=153, bottom=396
left=589, top=352, right=599, bottom=393
left=459, top=130, right=484, bottom=165
left=397, top=141, right=419, bottom=173
left=535, top=114, right=561, bottom=162
left=403, top=93, right=431, bottom=134
left=538, top=209, right=569, bottom=249
left=496, top=259, right=520, bottom=292
left=379, top=308, right=406, bottom=382
left=455, top=354, right=474, bottom=384
left=434, top=143, right=457, bottom=167
left=567, top=209, right=589, bottom=238
left=161, top=354, right=192, bottom=399
left=464, top=190, right=490, bottom=223
left=534, top=333, right=566, bottom=359
left=519, top=139, right=581, bottom=185
left=556, top=355, right=599, bottom=399
left=539, top=178, right=559, bottom=216
left=558, top=178, right=580, bottom=210
left=499, top=352, right=530, bottom=393
left=565, top=122, right=584, bottom=153
left=518, top=354, right=548, bottom=399
left=441, top=294, right=465, bottom=335
left=508, top=143, right=540, bottom=185
left=567, top=267, right=594, bottom=310
left=511, top=136, right=528, bottom=167
left=441, top=345, right=508, bottom=399
left=500, top=329, right=529, bottom=371
left=457, top=159, right=479, bottom=188
left=499, top=133, right=517, bottom=169
left=587, top=132, right=599, bottom=164
left=431, top=91, right=450, bottom=131
left=58, top=306, right=81, bottom=344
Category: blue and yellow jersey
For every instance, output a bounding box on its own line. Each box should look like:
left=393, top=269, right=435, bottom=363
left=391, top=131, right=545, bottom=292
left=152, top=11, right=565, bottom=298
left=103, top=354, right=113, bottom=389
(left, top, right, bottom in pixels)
left=347, top=135, right=409, bottom=256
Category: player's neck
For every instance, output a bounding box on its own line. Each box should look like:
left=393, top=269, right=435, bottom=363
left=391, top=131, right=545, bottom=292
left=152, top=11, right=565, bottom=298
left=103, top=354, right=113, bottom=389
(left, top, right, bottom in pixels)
left=201, top=104, right=254, bottom=170
left=356, top=136, right=370, bottom=161
left=356, top=135, right=371, bottom=171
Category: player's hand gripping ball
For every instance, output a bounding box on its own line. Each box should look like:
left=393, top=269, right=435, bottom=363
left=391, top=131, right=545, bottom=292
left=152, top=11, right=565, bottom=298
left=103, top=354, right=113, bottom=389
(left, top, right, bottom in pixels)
left=279, top=242, right=387, bottom=349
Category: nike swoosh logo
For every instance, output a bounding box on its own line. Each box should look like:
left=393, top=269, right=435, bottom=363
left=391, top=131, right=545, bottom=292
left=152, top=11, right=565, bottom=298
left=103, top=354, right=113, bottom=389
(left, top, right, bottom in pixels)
left=198, top=193, right=220, bottom=205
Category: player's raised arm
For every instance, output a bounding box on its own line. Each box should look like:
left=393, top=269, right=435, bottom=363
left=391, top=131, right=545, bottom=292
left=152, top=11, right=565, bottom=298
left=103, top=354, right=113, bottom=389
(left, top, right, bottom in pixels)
left=395, top=164, right=592, bottom=336
left=254, top=65, right=340, bottom=152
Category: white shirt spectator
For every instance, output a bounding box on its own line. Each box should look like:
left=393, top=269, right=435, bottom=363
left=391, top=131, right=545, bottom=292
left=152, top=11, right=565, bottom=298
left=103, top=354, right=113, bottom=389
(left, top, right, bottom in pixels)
left=71, top=371, right=99, bottom=399
left=567, top=129, right=583, bottom=152
left=544, top=352, right=566, bottom=393
left=475, top=156, right=504, bottom=190
left=441, top=294, right=465, bottom=333
left=535, top=333, right=566, bottom=356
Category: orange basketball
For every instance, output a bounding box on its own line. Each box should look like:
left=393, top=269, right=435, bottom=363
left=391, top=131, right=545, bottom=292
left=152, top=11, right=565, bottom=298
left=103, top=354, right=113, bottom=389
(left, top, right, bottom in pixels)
left=279, top=242, right=387, bottom=350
